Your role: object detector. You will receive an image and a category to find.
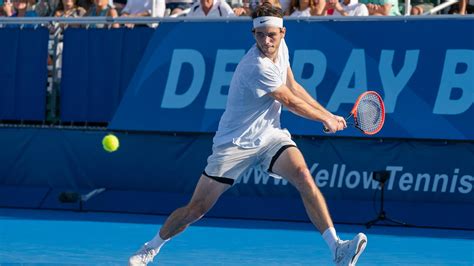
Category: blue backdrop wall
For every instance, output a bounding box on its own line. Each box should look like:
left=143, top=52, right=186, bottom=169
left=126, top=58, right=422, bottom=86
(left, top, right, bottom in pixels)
left=0, top=128, right=472, bottom=229
left=109, top=18, right=474, bottom=140
left=0, top=19, right=473, bottom=230
left=60, top=27, right=154, bottom=123
left=0, top=28, right=48, bottom=121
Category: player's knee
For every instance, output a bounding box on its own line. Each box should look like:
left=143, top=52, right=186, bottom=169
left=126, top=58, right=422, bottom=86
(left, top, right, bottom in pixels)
left=292, top=167, right=320, bottom=197
left=295, top=166, right=313, bottom=186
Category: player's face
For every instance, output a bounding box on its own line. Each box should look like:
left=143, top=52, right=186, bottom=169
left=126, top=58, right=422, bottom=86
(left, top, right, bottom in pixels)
left=254, top=26, right=286, bottom=59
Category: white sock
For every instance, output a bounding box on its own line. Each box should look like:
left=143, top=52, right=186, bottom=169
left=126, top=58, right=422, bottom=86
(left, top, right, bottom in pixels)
left=146, top=232, right=169, bottom=250
left=322, top=227, right=339, bottom=258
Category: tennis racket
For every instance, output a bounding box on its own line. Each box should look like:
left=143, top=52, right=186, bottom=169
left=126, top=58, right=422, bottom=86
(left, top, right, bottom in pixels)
left=324, top=91, right=385, bottom=135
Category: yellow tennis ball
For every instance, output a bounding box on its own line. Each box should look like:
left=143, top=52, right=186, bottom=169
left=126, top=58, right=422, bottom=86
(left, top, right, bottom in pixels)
left=102, top=134, right=119, bottom=152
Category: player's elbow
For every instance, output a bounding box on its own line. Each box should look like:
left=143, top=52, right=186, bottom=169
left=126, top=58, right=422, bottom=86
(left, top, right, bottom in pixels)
left=271, top=86, right=302, bottom=111
left=278, top=96, right=299, bottom=111
left=286, top=101, right=302, bottom=113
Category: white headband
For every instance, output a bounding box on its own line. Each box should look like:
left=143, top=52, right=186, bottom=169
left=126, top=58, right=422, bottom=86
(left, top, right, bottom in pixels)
left=253, top=16, right=283, bottom=29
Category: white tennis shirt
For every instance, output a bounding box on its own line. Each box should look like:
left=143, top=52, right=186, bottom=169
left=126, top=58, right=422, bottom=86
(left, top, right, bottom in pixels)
left=213, top=39, right=289, bottom=149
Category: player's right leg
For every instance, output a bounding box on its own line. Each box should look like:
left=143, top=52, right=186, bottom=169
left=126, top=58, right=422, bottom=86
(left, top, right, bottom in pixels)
left=129, top=142, right=254, bottom=265
left=129, top=175, right=230, bottom=266
left=159, top=175, right=231, bottom=239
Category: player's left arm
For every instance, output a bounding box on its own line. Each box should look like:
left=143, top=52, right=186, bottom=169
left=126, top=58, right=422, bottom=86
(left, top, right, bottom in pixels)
left=286, top=66, right=345, bottom=126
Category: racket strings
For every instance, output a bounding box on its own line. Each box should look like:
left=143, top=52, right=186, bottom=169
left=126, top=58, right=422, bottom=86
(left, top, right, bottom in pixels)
left=355, top=94, right=383, bottom=133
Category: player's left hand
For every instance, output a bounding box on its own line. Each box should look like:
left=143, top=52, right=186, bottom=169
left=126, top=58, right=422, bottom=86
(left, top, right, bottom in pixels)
left=333, top=115, right=347, bottom=129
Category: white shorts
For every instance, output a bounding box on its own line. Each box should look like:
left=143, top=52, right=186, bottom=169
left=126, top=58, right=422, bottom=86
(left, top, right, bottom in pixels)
left=203, top=129, right=297, bottom=185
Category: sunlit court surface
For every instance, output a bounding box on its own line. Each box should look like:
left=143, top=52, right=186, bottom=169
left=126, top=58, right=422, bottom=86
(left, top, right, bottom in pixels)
left=0, top=208, right=472, bottom=265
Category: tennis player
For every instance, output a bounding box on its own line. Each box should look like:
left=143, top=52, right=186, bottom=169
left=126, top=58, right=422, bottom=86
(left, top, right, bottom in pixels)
left=129, top=4, right=367, bottom=265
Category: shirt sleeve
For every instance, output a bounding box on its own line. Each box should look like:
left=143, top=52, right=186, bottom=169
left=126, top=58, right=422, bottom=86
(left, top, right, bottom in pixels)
left=144, top=0, right=152, bottom=15
left=153, top=0, right=166, bottom=17
left=253, top=61, right=284, bottom=97
left=122, top=4, right=130, bottom=14
left=379, top=0, right=391, bottom=5
left=186, top=3, right=199, bottom=16
left=220, top=1, right=236, bottom=17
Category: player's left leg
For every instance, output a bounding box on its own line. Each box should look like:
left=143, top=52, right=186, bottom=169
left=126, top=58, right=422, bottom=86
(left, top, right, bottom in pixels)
left=269, top=147, right=367, bottom=265
left=270, top=146, right=333, bottom=232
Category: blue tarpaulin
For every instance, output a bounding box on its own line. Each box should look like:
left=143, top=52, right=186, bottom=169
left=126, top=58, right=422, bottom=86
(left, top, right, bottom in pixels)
left=0, top=28, right=48, bottom=121
left=109, top=19, right=474, bottom=140
left=60, top=28, right=154, bottom=123
left=0, top=128, right=472, bottom=229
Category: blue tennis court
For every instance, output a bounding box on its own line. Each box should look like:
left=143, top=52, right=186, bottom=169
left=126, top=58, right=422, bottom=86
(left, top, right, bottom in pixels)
left=1, top=208, right=472, bottom=265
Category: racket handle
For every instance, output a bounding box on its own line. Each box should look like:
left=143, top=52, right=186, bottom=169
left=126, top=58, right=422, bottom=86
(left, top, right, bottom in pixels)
left=323, top=127, right=330, bottom=133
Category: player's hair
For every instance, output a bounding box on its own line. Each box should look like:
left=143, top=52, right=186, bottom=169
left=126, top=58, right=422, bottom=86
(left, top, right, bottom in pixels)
left=251, top=3, right=283, bottom=19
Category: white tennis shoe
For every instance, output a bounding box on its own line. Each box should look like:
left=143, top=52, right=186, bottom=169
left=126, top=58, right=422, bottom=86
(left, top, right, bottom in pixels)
left=334, top=233, right=367, bottom=266
left=129, top=243, right=160, bottom=266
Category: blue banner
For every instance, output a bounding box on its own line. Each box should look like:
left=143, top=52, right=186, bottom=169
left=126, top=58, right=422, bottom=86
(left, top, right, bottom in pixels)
left=109, top=18, right=474, bottom=140
left=0, top=28, right=48, bottom=121
left=0, top=128, right=472, bottom=228
left=60, top=28, right=154, bottom=122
